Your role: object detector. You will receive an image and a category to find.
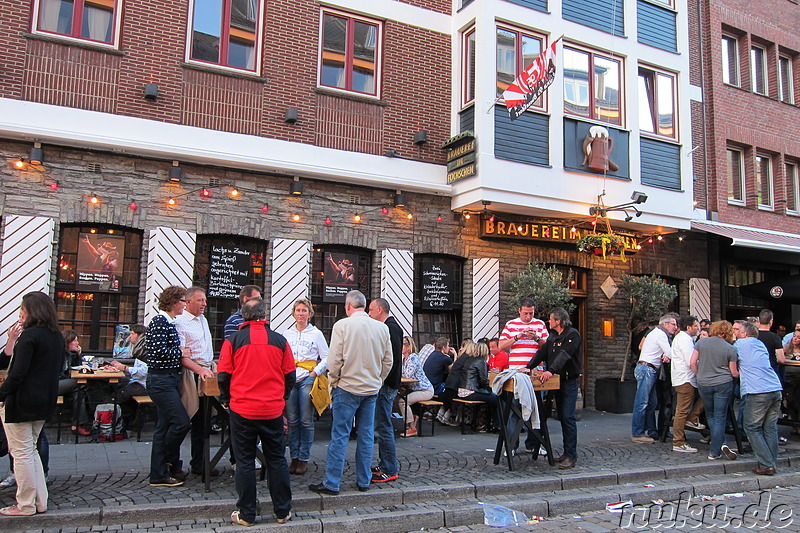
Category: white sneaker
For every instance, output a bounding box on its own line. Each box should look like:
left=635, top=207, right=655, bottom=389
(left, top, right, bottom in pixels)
left=673, top=444, right=698, bottom=453
left=721, top=444, right=738, bottom=460
left=699, top=436, right=711, bottom=444
left=685, top=421, right=706, bottom=430
left=0, top=473, right=16, bottom=488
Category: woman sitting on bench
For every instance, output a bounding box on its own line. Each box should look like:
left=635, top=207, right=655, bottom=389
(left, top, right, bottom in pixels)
left=437, top=342, right=498, bottom=430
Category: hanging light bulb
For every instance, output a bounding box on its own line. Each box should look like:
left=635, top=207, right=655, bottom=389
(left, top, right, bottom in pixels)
left=517, top=224, right=523, bottom=231
left=571, top=226, right=577, bottom=233
left=292, top=214, right=301, bottom=222
left=354, top=213, right=362, bottom=222
left=636, top=244, right=643, bottom=250
left=324, top=217, right=332, bottom=225
left=648, top=237, right=653, bottom=244
left=13, top=159, right=27, bottom=170
left=657, top=235, right=663, bottom=241
left=89, top=193, right=100, bottom=205
left=407, top=213, right=413, bottom=220
left=678, top=235, right=684, bottom=241
left=129, top=200, right=138, bottom=210
left=168, top=197, right=176, bottom=206
left=261, top=203, right=269, bottom=213
left=437, top=215, right=443, bottom=222
left=464, top=212, right=471, bottom=219
left=201, top=188, right=211, bottom=198
left=489, top=214, right=495, bottom=222
left=230, top=188, right=239, bottom=197
left=382, top=207, right=389, bottom=215
left=49, top=181, right=59, bottom=190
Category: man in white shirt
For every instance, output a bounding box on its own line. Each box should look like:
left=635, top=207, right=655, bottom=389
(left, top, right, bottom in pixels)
left=631, top=314, right=677, bottom=443
left=174, top=287, right=215, bottom=477
left=671, top=315, right=704, bottom=453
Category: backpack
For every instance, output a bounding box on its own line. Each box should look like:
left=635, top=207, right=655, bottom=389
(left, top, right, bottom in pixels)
left=92, top=403, right=125, bottom=441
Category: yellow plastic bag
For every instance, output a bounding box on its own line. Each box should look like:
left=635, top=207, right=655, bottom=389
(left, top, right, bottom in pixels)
left=310, top=373, right=331, bottom=416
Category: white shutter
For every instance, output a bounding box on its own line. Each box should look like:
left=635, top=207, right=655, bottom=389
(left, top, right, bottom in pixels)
left=269, top=238, right=311, bottom=332
left=144, top=227, right=196, bottom=325
left=381, top=248, right=413, bottom=336
left=0, top=215, right=55, bottom=348
left=689, top=278, right=711, bottom=320
left=472, top=258, right=500, bottom=339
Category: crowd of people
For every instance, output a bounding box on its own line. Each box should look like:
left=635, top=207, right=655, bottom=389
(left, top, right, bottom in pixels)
left=631, top=309, right=791, bottom=476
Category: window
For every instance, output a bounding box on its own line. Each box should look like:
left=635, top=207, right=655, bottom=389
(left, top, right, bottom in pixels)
left=755, top=154, right=773, bottom=208
left=721, top=35, right=740, bottom=86
left=310, top=246, right=372, bottom=340
left=413, top=255, right=463, bottom=351
left=189, top=0, right=261, bottom=71
left=319, top=10, right=380, bottom=96
left=751, top=45, right=767, bottom=95
left=36, top=0, right=119, bottom=45
left=563, top=46, right=622, bottom=125
left=786, top=161, right=799, bottom=213
left=496, top=27, right=544, bottom=108
left=638, top=67, right=676, bottom=138
left=779, top=55, right=794, bottom=104
left=55, top=225, right=142, bottom=352
left=727, top=147, right=744, bottom=203
left=463, top=28, right=476, bottom=105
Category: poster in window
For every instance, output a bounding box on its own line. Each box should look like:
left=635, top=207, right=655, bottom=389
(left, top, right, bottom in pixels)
left=208, top=244, right=252, bottom=299
left=76, top=233, right=125, bottom=292
left=421, top=260, right=453, bottom=310
left=324, top=252, right=358, bottom=302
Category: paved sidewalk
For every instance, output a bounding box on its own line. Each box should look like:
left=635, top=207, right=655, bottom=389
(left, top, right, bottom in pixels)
left=1, top=409, right=798, bottom=531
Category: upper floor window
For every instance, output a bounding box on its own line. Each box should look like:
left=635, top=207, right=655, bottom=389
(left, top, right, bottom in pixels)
left=638, top=66, right=676, bottom=139
left=779, top=55, right=794, bottom=104
left=786, top=161, right=799, bottom=214
left=755, top=153, right=773, bottom=209
left=319, top=10, right=381, bottom=96
left=189, top=0, right=262, bottom=72
left=463, top=28, right=476, bottom=106
left=727, top=147, right=744, bottom=203
left=36, top=0, right=119, bottom=45
left=563, top=46, right=622, bottom=126
left=496, top=27, right=544, bottom=109
left=751, top=45, right=768, bottom=95
left=721, top=35, right=739, bottom=86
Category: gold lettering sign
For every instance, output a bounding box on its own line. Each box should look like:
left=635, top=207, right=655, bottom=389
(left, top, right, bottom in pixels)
left=447, top=140, right=476, bottom=162
left=447, top=164, right=476, bottom=183
left=480, top=217, right=638, bottom=252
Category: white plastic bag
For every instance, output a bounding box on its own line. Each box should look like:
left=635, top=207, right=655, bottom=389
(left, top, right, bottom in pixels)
left=480, top=503, right=527, bottom=527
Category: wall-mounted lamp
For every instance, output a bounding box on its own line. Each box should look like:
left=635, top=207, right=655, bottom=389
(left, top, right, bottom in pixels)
left=393, top=192, right=407, bottom=207
left=631, top=191, right=648, bottom=204
left=168, top=161, right=182, bottom=182
left=284, top=108, right=298, bottom=124
left=384, top=149, right=398, bottom=158
left=290, top=176, right=303, bottom=195
left=29, top=142, right=44, bottom=165
left=144, top=83, right=159, bottom=101
left=413, top=131, right=428, bottom=145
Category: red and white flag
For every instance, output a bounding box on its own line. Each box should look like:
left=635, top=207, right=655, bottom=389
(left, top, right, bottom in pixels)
left=503, top=39, right=559, bottom=120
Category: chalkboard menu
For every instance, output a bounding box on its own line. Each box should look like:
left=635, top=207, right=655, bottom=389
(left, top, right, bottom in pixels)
left=208, top=245, right=251, bottom=299
left=421, top=260, right=454, bottom=310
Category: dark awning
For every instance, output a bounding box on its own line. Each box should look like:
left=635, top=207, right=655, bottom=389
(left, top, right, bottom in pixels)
left=740, top=274, right=800, bottom=303
left=692, top=220, right=800, bottom=253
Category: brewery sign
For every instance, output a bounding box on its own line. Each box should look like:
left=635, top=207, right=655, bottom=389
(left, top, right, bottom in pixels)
left=442, top=131, right=476, bottom=184
left=480, top=216, right=638, bottom=251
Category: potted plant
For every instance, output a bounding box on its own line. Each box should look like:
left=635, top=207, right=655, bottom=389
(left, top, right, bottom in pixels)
left=575, top=233, right=627, bottom=260
left=594, top=274, right=677, bottom=413
left=506, top=262, right=575, bottom=318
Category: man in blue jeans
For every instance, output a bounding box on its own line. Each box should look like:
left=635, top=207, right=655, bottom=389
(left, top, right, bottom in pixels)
left=309, top=291, right=393, bottom=495
left=631, top=314, right=677, bottom=443
left=734, top=320, right=783, bottom=475
left=367, top=297, right=404, bottom=484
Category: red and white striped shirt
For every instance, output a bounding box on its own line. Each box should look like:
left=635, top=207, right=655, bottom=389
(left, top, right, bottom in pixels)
left=500, top=318, right=549, bottom=370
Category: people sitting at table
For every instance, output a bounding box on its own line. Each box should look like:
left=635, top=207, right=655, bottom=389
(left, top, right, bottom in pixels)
left=399, top=337, right=433, bottom=437
left=488, top=337, right=509, bottom=372
left=422, top=337, right=455, bottom=396
left=60, top=330, right=90, bottom=436
left=109, top=325, right=148, bottom=429
left=437, top=342, right=498, bottom=430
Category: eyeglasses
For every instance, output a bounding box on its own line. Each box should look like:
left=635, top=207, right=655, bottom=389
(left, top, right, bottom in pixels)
left=179, top=298, right=187, bottom=302
left=795, top=328, right=800, bottom=332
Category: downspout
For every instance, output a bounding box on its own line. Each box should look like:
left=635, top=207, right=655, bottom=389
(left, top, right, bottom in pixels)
left=697, top=0, right=711, bottom=221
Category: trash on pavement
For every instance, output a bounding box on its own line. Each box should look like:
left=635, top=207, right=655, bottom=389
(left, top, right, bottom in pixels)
left=480, top=503, right=528, bottom=527
left=606, top=500, right=633, bottom=513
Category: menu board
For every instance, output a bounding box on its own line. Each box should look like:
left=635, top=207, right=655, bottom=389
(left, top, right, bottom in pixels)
left=421, top=260, right=453, bottom=310
left=207, top=244, right=251, bottom=299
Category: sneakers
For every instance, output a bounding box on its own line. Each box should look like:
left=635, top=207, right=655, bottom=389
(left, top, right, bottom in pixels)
left=673, top=444, right=698, bottom=453
left=779, top=436, right=788, bottom=445
left=685, top=420, right=706, bottom=430
left=436, top=411, right=447, bottom=424
left=149, top=476, right=184, bottom=487
left=402, top=428, right=418, bottom=437
left=631, top=435, right=655, bottom=444
left=277, top=511, right=292, bottom=524
left=0, top=473, right=16, bottom=488
left=371, top=470, right=399, bottom=483
left=231, top=510, right=254, bottom=527
left=721, top=444, right=738, bottom=460
left=699, top=435, right=711, bottom=444
left=707, top=454, right=721, bottom=460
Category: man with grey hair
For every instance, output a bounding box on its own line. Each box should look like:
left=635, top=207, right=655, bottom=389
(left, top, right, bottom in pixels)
left=309, top=291, right=393, bottom=495
left=631, top=314, right=678, bottom=443
left=218, top=298, right=295, bottom=525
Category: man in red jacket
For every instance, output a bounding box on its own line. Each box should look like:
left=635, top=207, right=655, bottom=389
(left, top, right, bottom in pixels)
left=218, top=298, right=295, bottom=526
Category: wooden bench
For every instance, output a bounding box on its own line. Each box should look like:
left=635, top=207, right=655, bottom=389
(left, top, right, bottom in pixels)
left=416, top=400, right=443, bottom=437
left=132, top=395, right=154, bottom=442
left=452, top=399, right=488, bottom=435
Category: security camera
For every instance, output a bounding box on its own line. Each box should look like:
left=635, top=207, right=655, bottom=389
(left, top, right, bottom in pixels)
left=631, top=191, right=648, bottom=204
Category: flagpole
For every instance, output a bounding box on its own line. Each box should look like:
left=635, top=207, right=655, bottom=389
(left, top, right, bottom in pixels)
left=486, top=96, right=503, bottom=114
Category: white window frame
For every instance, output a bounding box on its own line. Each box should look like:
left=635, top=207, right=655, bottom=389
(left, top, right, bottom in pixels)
left=721, top=34, right=740, bottom=87
left=186, top=0, right=265, bottom=75
left=32, top=0, right=123, bottom=49
left=638, top=65, right=677, bottom=140
left=495, top=25, right=547, bottom=113
left=462, top=27, right=476, bottom=107
left=563, top=43, right=624, bottom=127
left=779, top=54, right=795, bottom=104
left=787, top=161, right=799, bottom=214
left=727, top=147, right=745, bottom=204
left=755, top=153, right=773, bottom=210
left=751, top=45, right=768, bottom=96
left=317, top=8, right=382, bottom=99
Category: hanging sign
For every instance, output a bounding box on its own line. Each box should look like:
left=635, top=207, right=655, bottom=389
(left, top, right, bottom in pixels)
left=443, top=132, right=477, bottom=184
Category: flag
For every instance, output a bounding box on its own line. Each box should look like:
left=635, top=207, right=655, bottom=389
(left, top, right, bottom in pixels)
left=503, top=39, right=559, bottom=121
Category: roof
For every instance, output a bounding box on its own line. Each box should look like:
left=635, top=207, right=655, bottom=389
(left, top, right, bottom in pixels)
left=691, top=220, right=800, bottom=254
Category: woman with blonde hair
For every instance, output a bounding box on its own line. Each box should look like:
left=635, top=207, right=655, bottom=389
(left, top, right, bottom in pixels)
left=280, top=298, right=328, bottom=475
left=690, top=320, right=739, bottom=461
left=399, top=336, right=433, bottom=437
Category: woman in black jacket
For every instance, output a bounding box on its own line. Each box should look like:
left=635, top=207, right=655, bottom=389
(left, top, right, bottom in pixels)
left=438, top=342, right=499, bottom=429
left=0, top=292, right=64, bottom=516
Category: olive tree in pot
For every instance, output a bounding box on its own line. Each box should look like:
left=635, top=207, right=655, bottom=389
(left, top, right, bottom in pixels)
left=506, top=262, right=575, bottom=318
left=595, top=274, right=677, bottom=413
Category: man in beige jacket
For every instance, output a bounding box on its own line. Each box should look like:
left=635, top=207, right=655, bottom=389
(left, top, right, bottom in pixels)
left=309, top=290, right=392, bottom=495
